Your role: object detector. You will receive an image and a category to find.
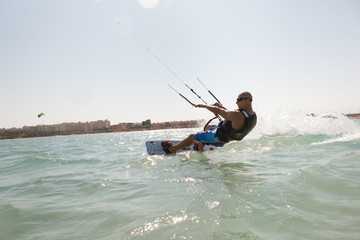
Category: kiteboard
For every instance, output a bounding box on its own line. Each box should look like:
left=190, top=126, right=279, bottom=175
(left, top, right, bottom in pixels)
left=145, top=140, right=220, bottom=155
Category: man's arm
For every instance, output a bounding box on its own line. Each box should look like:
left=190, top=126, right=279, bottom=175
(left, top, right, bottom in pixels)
left=213, top=102, right=227, bottom=110
left=197, top=104, right=240, bottom=122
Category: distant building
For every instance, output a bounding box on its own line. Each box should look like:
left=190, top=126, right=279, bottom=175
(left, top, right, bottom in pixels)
left=142, top=119, right=151, bottom=127
left=115, top=123, right=127, bottom=130
left=90, top=120, right=110, bottom=130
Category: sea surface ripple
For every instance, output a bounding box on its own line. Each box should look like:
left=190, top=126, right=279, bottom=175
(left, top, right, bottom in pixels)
left=1, top=111, right=359, bottom=239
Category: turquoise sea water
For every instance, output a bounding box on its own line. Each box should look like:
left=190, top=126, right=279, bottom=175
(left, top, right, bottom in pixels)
left=1, top=110, right=360, bottom=240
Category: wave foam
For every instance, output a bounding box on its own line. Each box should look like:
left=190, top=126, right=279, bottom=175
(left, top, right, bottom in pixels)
left=248, top=108, right=359, bottom=140
left=311, top=132, right=360, bottom=145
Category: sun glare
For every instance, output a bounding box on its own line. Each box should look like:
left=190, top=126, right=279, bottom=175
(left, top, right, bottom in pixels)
left=138, top=0, right=159, bottom=9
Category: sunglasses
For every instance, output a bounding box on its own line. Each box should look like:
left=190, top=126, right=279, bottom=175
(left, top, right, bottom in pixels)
left=237, top=97, right=252, bottom=102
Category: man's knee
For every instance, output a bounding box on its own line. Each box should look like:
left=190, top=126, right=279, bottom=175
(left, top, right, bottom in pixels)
left=188, top=134, right=195, bottom=140
left=204, top=125, right=211, bottom=131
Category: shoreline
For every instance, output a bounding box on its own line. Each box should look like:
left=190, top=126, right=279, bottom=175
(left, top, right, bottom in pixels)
left=0, top=120, right=202, bottom=140
left=0, top=126, right=200, bottom=140
left=346, top=113, right=360, bottom=119
left=1, top=113, right=359, bottom=140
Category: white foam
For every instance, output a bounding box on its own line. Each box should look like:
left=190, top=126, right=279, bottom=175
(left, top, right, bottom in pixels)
left=311, top=132, right=360, bottom=145
left=247, top=108, right=359, bottom=140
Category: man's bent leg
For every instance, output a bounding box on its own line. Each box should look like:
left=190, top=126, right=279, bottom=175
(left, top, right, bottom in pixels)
left=169, top=134, right=196, bottom=153
left=204, top=125, right=212, bottom=131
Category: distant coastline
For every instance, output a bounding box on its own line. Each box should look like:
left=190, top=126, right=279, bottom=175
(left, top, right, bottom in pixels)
left=307, top=113, right=360, bottom=119
left=0, top=119, right=202, bottom=140
left=1, top=113, right=359, bottom=140
left=346, top=113, right=360, bottom=119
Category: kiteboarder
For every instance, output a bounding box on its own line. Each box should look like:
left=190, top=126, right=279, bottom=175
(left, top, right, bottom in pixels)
left=162, top=91, right=257, bottom=153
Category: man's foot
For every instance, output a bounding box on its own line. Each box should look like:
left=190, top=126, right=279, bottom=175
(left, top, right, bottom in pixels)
left=193, top=142, right=204, bottom=151
left=162, top=141, right=174, bottom=154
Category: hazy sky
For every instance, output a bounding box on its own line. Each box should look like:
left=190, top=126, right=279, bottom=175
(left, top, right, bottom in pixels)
left=1, top=0, right=359, bottom=128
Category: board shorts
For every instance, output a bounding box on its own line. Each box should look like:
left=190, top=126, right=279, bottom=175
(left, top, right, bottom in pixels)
left=194, top=125, right=222, bottom=144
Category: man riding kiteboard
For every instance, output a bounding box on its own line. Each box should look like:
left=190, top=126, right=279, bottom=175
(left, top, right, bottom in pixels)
left=162, top=91, right=257, bottom=153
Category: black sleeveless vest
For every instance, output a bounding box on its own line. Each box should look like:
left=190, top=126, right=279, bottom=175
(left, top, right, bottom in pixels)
left=215, top=109, right=257, bottom=143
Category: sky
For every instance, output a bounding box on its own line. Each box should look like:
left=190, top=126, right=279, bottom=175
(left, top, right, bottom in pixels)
left=1, top=0, right=359, bottom=129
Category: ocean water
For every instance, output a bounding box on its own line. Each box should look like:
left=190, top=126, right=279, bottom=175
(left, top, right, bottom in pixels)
left=1, top=110, right=359, bottom=240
